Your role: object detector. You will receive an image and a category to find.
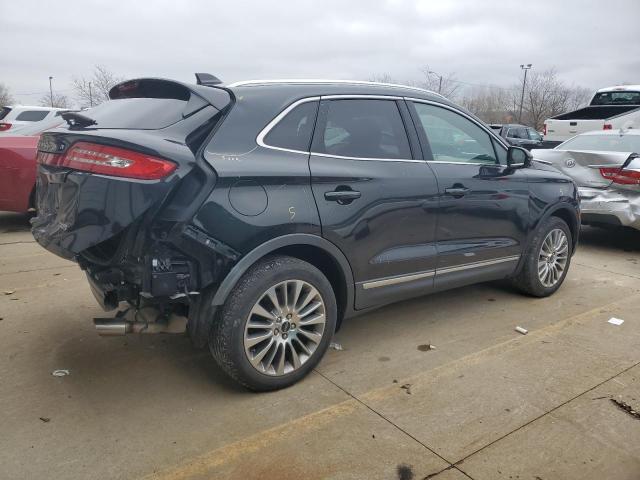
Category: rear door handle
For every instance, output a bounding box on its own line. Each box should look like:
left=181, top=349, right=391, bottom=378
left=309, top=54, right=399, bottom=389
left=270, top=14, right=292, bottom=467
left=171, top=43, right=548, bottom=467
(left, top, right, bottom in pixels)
left=444, top=187, right=470, bottom=197
left=324, top=190, right=361, bottom=203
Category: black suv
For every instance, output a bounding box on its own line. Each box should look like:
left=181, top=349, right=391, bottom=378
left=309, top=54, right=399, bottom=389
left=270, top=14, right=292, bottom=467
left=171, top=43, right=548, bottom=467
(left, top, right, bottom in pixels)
left=32, top=76, right=579, bottom=390
left=490, top=123, right=544, bottom=150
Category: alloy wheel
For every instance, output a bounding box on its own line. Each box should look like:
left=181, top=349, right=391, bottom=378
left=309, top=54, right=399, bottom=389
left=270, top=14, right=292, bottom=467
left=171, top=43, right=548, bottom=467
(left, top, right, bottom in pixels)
left=243, top=279, right=326, bottom=376
left=537, top=228, right=569, bottom=288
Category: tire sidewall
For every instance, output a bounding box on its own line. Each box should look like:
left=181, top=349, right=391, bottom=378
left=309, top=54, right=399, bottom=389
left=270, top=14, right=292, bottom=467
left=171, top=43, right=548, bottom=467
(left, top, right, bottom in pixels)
left=525, top=217, right=573, bottom=296
left=216, top=256, right=337, bottom=391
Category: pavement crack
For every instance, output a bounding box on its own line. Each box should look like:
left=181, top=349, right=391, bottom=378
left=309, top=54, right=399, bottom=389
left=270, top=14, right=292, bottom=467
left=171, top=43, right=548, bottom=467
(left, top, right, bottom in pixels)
left=574, top=261, right=640, bottom=281
left=313, top=369, right=459, bottom=476
left=453, top=359, right=640, bottom=466
left=0, top=264, right=76, bottom=276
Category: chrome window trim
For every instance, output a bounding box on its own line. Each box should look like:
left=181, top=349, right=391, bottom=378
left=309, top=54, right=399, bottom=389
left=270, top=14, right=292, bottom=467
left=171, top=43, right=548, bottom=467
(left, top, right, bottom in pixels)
left=255, top=96, right=320, bottom=155
left=361, top=270, right=435, bottom=290
left=436, top=255, right=520, bottom=275
left=256, top=94, right=423, bottom=163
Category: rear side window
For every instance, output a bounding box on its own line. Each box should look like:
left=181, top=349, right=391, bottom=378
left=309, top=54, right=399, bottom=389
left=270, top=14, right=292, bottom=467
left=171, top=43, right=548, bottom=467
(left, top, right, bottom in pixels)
left=316, top=99, right=411, bottom=159
left=0, top=107, right=12, bottom=120
left=507, top=127, right=528, bottom=139
left=15, top=110, right=49, bottom=122
left=412, top=102, right=497, bottom=164
left=263, top=101, right=318, bottom=152
left=528, top=128, right=542, bottom=141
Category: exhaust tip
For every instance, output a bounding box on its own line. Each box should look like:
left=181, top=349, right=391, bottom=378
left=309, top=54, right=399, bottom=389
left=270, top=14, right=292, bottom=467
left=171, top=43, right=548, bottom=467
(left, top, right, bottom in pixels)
left=94, top=318, right=128, bottom=336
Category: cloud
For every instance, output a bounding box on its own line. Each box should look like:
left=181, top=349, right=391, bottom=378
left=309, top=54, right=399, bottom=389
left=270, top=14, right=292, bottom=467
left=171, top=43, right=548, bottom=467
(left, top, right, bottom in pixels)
left=2, top=0, right=638, bottom=104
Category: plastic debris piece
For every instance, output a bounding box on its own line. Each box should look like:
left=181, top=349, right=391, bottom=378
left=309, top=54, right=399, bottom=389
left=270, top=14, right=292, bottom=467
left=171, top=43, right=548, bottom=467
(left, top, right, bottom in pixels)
left=3, top=290, right=15, bottom=295
left=515, top=326, right=528, bottom=335
left=329, top=342, right=343, bottom=351
left=52, top=369, right=70, bottom=377
left=417, top=344, right=435, bottom=351
left=39, top=417, right=50, bottom=423
left=608, top=317, right=624, bottom=326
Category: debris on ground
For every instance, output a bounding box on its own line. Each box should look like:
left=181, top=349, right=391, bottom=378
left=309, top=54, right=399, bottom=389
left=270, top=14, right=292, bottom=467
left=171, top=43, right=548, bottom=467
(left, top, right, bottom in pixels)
left=487, top=298, right=496, bottom=302
left=392, top=379, right=398, bottom=383
left=400, top=383, right=412, bottom=395
left=608, top=317, right=624, bottom=326
left=611, top=399, right=640, bottom=420
left=51, top=369, right=70, bottom=377
left=417, top=344, right=435, bottom=351
left=515, top=326, right=528, bottom=335
left=39, top=417, right=50, bottom=423
left=3, top=290, right=15, bottom=295
left=329, top=342, right=343, bottom=351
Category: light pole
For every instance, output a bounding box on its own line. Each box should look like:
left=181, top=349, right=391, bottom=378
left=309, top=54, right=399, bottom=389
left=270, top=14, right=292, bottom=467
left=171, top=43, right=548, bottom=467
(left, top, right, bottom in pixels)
left=518, top=64, right=532, bottom=123
left=428, top=70, right=443, bottom=94
left=49, top=76, right=54, bottom=107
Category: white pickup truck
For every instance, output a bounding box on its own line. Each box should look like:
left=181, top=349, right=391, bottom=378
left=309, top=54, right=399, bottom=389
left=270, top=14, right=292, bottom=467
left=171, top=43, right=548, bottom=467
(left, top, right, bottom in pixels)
left=543, top=85, right=640, bottom=145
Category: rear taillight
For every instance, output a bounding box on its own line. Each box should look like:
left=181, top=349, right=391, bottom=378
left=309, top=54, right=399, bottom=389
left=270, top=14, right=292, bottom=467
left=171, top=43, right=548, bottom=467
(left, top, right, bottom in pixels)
left=38, top=141, right=176, bottom=180
left=0, top=122, right=12, bottom=131
left=542, top=123, right=547, bottom=136
left=599, top=167, right=640, bottom=185
left=603, top=124, right=613, bottom=130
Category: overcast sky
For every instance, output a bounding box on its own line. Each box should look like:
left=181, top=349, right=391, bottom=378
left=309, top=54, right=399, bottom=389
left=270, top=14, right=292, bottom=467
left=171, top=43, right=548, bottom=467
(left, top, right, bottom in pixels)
left=2, top=0, right=639, bottom=104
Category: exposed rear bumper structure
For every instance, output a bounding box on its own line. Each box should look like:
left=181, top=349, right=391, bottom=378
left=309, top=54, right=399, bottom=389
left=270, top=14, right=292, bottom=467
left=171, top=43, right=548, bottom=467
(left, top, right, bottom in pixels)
left=579, top=187, right=640, bottom=230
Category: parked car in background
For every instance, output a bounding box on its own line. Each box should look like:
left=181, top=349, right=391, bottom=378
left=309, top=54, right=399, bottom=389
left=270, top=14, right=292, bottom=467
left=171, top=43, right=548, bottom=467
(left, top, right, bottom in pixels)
left=32, top=76, right=579, bottom=391
left=532, top=130, right=640, bottom=230
left=0, top=117, right=65, bottom=213
left=543, top=85, right=640, bottom=145
left=490, top=123, right=544, bottom=149
left=0, top=105, right=67, bottom=132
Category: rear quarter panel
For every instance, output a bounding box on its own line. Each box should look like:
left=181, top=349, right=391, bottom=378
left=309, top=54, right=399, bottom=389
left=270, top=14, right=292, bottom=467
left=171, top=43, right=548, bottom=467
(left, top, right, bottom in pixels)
left=0, top=136, right=39, bottom=212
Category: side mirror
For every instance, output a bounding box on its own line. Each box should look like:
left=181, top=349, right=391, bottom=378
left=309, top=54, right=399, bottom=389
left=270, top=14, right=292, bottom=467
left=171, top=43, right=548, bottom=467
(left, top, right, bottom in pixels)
left=507, top=146, right=532, bottom=168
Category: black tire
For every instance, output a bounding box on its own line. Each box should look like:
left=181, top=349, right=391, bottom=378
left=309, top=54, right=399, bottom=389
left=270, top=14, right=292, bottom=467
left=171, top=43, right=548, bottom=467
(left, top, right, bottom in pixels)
left=209, top=255, right=337, bottom=391
left=511, top=216, right=573, bottom=297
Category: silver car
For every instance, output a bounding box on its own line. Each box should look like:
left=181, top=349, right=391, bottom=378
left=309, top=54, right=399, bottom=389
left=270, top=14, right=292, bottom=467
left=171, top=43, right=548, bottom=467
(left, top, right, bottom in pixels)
left=532, top=130, right=640, bottom=230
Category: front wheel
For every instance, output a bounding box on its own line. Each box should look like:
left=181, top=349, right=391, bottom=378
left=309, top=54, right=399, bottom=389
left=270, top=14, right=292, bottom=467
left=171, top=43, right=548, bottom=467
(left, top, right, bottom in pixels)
left=209, top=255, right=337, bottom=391
left=511, top=216, right=573, bottom=297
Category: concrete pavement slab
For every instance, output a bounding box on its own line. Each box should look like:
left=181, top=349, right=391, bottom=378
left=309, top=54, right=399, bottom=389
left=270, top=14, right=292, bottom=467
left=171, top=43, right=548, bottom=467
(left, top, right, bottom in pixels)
left=459, top=364, right=640, bottom=480
left=358, top=293, right=640, bottom=462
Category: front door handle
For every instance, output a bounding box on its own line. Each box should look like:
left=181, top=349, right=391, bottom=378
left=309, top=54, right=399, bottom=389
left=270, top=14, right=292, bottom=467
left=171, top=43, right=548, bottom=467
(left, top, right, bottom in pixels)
left=324, top=189, right=361, bottom=204
left=444, top=187, right=470, bottom=197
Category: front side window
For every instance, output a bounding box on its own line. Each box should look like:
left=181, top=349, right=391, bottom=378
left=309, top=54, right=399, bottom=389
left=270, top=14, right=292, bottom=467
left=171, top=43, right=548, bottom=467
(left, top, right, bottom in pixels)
left=412, top=103, right=497, bottom=164
left=15, top=110, right=49, bottom=122
left=316, top=99, right=411, bottom=159
left=528, top=128, right=542, bottom=141
left=263, top=101, right=318, bottom=152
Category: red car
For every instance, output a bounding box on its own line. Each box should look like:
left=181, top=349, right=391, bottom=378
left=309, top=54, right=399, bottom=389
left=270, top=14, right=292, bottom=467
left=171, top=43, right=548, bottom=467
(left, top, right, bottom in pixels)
left=0, top=119, right=63, bottom=213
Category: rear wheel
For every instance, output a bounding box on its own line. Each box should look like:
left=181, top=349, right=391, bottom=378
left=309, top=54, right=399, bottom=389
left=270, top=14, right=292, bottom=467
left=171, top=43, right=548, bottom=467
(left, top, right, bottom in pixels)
left=209, top=255, right=337, bottom=391
left=511, top=216, right=572, bottom=297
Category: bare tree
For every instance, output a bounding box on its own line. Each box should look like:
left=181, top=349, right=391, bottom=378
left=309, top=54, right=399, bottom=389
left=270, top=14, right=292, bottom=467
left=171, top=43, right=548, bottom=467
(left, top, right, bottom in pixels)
left=73, top=65, right=123, bottom=108
left=39, top=93, right=71, bottom=109
left=368, top=73, right=396, bottom=84
left=460, top=86, right=517, bottom=124
left=411, top=68, right=460, bottom=99
left=0, top=83, right=14, bottom=106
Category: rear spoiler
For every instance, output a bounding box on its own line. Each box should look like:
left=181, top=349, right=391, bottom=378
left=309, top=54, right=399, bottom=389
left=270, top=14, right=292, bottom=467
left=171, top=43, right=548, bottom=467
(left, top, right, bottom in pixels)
left=109, top=75, right=234, bottom=112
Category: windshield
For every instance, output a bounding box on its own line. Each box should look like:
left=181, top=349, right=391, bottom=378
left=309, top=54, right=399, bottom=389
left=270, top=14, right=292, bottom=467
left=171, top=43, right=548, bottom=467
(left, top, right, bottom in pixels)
left=557, top=134, right=640, bottom=153
left=591, top=91, right=640, bottom=106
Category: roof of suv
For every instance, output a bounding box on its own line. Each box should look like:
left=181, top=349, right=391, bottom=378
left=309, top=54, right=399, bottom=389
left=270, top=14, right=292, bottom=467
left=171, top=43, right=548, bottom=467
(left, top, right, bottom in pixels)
left=227, top=79, right=447, bottom=103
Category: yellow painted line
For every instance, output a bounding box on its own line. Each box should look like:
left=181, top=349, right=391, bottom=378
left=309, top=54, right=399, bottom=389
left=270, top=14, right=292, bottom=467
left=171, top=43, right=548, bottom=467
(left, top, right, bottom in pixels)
left=140, top=293, right=640, bottom=480
left=142, top=399, right=359, bottom=480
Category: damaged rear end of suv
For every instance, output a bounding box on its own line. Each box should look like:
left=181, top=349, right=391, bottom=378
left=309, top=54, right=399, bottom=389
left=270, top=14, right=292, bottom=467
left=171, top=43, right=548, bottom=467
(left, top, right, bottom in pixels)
left=32, top=75, right=236, bottom=341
